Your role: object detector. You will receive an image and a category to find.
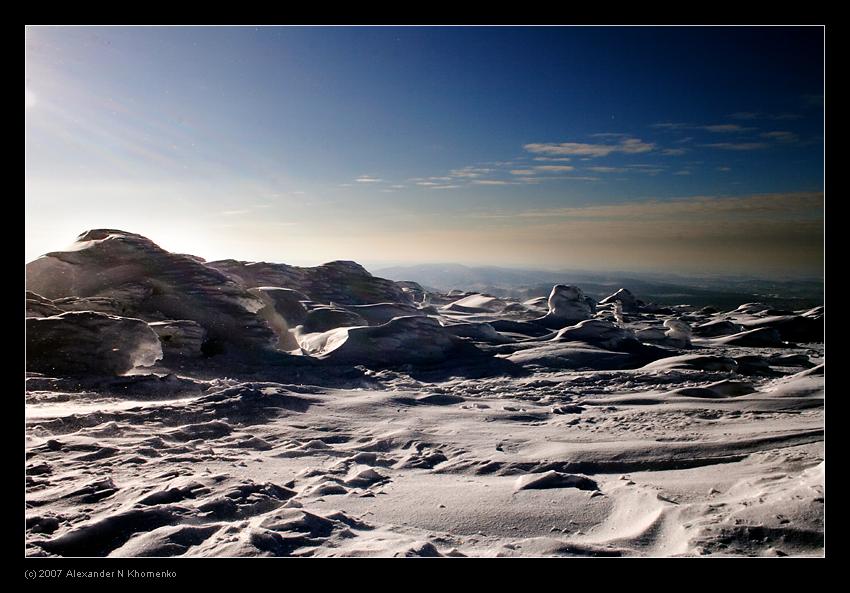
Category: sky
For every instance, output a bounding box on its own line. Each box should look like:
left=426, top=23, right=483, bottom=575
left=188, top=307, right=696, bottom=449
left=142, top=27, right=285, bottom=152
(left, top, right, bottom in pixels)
left=25, top=26, right=825, bottom=278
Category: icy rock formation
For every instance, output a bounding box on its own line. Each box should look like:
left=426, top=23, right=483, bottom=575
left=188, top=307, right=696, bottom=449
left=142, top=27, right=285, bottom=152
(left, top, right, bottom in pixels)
left=248, top=287, right=309, bottom=327
left=301, top=307, right=366, bottom=333
left=635, top=326, right=668, bottom=341
left=717, top=327, right=784, bottom=347
left=148, top=320, right=206, bottom=357
left=693, top=319, right=744, bottom=337
left=642, top=353, right=738, bottom=372
left=26, top=291, right=63, bottom=318
left=442, top=294, right=510, bottom=313
left=599, top=288, right=640, bottom=313
left=442, top=321, right=511, bottom=343
left=553, top=319, right=638, bottom=350
left=740, top=315, right=823, bottom=343
left=535, top=285, right=595, bottom=328
left=25, top=230, right=277, bottom=352
left=27, top=311, right=162, bottom=375
left=207, top=259, right=412, bottom=306
left=395, top=281, right=428, bottom=304
left=347, top=302, right=424, bottom=326
left=297, top=316, right=467, bottom=366
left=663, top=319, right=692, bottom=347
left=51, top=296, right=127, bottom=316
left=734, top=302, right=770, bottom=314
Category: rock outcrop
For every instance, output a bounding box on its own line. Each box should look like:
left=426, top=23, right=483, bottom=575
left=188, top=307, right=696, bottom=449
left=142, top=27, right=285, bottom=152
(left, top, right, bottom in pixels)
left=297, top=316, right=470, bottom=366
left=207, top=259, right=412, bottom=306
left=148, top=320, right=206, bottom=358
left=553, top=319, right=638, bottom=350
left=663, top=319, right=692, bottom=347
left=599, top=288, right=640, bottom=313
left=535, top=285, right=595, bottom=328
left=25, top=230, right=277, bottom=353
left=27, top=311, right=162, bottom=375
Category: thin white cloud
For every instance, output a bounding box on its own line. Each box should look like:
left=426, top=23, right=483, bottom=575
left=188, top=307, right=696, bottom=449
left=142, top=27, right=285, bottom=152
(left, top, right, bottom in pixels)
left=355, top=175, right=383, bottom=183
left=587, top=166, right=627, bottom=173
left=761, top=131, right=800, bottom=143
left=654, top=122, right=754, bottom=133
left=524, top=137, right=654, bottom=158
left=473, top=191, right=823, bottom=221
left=449, top=166, right=493, bottom=178
left=702, top=142, right=769, bottom=151
left=702, top=124, right=755, bottom=133
left=533, top=165, right=575, bottom=172
left=730, top=111, right=802, bottom=121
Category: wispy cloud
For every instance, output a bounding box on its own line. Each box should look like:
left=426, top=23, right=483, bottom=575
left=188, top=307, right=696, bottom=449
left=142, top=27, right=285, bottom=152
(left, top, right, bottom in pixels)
left=524, top=137, right=654, bottom=158
left=472, top=191, right=822, bottom=222
left=660, top=148, right=688, bottom=156
left=730, top=111, right=802, bottom=121
left=701, top=124, right=755, bottom=133
left=761, top=131, right=800, bottom=143
left=653, top=122, right=755, bottom=133
left=626, top=164, right=665, bottom=175
left=355, top=175, right=383, bottom=183
left=533, top=165, right=575, bottom=172
left=587, top=166, right=627, bottom=173
left=702, top=142, right=769, bottom=151
left=449, top=166, right=493, bottom=178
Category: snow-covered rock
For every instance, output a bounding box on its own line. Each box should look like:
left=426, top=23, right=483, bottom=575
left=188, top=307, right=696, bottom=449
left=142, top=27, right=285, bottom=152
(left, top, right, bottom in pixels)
left=535, top=285, right=595, bottom=328
left=207, top=259, right=412, bottom=306
left=27, top=311, right=162, bottom=375
left=599, top=288, right=640, bottom=313
left=663, top=319, right=692, bottom=347
left=148, top=320, right=206, bottom=357
left=297, top=316, right=468, bottom=366
left=553, top=319, right=637, bottom=350
left=26, top=230, right=277, bottom=352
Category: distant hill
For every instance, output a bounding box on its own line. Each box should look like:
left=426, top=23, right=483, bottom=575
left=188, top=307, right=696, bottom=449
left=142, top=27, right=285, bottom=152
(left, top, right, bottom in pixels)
left=372, top=263, right=824, bottom=310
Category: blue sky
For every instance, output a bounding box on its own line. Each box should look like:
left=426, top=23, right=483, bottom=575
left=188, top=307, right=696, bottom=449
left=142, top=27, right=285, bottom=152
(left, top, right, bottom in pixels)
left=25, top=26, right=824, bottom=276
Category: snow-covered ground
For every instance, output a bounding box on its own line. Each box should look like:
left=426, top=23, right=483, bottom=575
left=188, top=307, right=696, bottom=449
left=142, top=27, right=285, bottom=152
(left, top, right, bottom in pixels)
left=25, top=230, right=824, bottom=557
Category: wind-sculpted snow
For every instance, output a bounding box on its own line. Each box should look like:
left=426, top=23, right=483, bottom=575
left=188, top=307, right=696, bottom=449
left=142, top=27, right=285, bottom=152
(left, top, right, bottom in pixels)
left=24, top=230, right=824, bottom=557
